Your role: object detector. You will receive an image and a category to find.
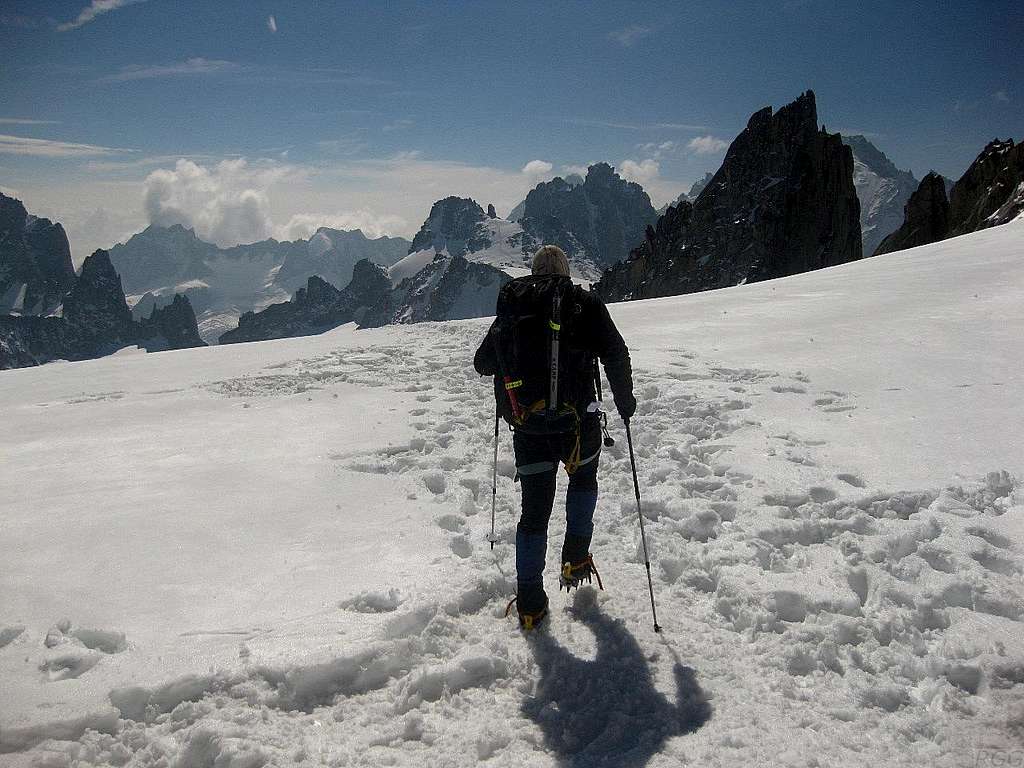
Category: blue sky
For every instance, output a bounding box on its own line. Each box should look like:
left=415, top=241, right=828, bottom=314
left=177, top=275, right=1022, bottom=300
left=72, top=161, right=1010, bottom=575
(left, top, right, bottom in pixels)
left=1, top=0, right=1021, bottom=260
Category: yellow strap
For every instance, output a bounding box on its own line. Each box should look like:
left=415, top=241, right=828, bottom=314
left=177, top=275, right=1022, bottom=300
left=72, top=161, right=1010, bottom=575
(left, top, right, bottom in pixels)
left=505, top=379, right=523, bottom=390
left=563, top=408, right=583, bottom=475
left=548, top=320, right=561, bottom=331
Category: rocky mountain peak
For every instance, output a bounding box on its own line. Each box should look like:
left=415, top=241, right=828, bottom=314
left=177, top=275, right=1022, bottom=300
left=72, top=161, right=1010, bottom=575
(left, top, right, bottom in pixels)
left=595, top=91, right=861, bottom=301
left=949, top=138, right=1024, bottom=232
left=139, top=293, right=205, bottom=349
left=843, top=135, right=904, bottom=179
left=62, top=249, right=133, bottom=337
left=409, top=197, right=489, bottom=256
left=517, top=162, right=658, bottom=270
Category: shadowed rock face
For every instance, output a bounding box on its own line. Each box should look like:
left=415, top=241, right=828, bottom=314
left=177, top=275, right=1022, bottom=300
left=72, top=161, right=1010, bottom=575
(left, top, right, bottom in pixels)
left=949, top=139, right=1024, bottom=233
left=873, top=139, right=1024, bottom=256
left=0, top=193, right=75, bottom=314
left=219, top=259, right=392, bottom=344
left=62, top=250, right=135, bottom=341
left=1, top=249, right=205, bottom=369
left=874, top=173, right=950, bottom=255
left=139, top=293, right=205, bottom=349
left=518, top=163, right=658, bottom=269
left=594, top=91, right=862, bottom=302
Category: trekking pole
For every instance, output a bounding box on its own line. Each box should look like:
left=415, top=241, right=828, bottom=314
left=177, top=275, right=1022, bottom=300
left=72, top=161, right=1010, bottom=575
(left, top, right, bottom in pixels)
left=489, top=411, right=499, bottom=549
left=624, top=418, right=662, bottom=633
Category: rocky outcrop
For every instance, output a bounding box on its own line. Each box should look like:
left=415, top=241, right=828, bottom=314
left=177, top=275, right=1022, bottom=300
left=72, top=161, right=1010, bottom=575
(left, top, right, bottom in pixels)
left=219, top=259, right=392, bottom=344
left=843, top=135, right=920, bottom=256
left=138, top=293, right=205, bottom=349
left=873, top=138, right=1024, bottom=256
left=518, top=163, right=658, bottom=270
left=409, top=198, right=492, bottom=257
left=360, top=254, right=510, bottom=329
left=487, top=204, right=497, bottom=219
left=595, top=91, right=862, bottom=301
left=62, top=249, right=135, bottom=342
left=1, top=249, right=204, bottom=369
left=874, top=173, right=950, bottom=255
left=0, top=193, right=76, bottom=314
left=948, top=139, right=1024, bottom=232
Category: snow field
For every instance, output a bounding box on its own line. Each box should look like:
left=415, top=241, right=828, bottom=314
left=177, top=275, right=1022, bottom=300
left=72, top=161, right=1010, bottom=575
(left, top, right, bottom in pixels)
left=1, top=222, right=1023, bottom=766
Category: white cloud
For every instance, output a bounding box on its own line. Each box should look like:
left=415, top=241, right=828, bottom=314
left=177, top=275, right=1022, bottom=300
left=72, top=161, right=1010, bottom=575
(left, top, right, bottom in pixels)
left=58, top=0, right=146, bottom=32
left=619, top=158, right=660, bottom=186
left=267, top=15, right=277, bottom=33
left=562, top=164, right=591, bottom=178
left=687, top=135, right=730, bottom=155
left=278, top=211, right=408, bottom=241
left=993, top=90, right=1009, bottom=103
left=636, top=141, right=678, bottom=160
left=0, top=133, right=132, bottom=158
left=99, top=58, right=242, bottom=83
left=143, top=158, right=305, bottom=247
left=521, top=159, right=554, bottom=179
left=0, top=118, right=60, bottom=125
left=608, top=24, right=653, bottom=47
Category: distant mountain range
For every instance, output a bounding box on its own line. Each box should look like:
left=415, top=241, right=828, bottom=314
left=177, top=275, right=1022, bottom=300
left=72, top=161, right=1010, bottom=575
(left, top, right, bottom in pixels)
left=107, top=224, right=409, bottom=343
left=3, top=95, right=1022, bottom=367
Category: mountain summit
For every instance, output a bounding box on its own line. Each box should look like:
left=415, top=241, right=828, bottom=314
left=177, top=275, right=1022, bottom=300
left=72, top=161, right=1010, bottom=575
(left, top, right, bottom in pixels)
left=595, top=91, right=862, bottom=301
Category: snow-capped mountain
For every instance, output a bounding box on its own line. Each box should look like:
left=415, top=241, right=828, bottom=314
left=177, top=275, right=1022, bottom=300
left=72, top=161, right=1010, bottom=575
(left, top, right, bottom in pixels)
left=842, top=135, right=920, bottom=256
left=107, top=225, right=409, bottom=343
left=363, top=252, right=510, bottom=328
left=398, top=196, right=542, bottom=277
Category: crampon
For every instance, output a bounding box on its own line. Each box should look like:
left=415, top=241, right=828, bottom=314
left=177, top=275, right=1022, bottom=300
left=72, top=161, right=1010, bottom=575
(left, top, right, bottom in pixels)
left=558, top=554, right=604, bottom=592
left=505, top=596, right=548, bottom=631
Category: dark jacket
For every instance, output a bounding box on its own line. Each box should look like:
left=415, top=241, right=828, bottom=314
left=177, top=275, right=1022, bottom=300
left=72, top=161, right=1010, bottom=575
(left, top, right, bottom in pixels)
left=473, top=279, right=635, bottom=420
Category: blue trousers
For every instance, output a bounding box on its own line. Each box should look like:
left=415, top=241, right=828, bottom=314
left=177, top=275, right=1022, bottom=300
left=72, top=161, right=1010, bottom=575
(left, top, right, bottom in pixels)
left=513, top=415, right=601, bottom=603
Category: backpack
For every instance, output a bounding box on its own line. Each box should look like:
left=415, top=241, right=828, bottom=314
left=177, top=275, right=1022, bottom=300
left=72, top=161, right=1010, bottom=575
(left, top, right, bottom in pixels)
left=490, top=274, right=590, bottom=435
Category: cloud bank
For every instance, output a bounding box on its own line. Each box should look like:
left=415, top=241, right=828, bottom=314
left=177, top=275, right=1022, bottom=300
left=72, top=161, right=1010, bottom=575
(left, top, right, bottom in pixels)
left=143, top=159, right=303, bottom=246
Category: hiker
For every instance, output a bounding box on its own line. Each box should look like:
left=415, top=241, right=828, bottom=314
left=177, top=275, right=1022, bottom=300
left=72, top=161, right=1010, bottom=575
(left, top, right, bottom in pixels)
left=473, top=245, right=636, bottom=629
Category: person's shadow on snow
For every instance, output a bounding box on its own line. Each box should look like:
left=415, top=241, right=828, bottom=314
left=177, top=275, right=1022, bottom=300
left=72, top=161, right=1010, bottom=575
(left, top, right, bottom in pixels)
left=522, top=591, right=712, bottom=768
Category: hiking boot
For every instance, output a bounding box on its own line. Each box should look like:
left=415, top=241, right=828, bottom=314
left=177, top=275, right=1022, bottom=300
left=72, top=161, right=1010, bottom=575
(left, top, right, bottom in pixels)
left=559, top=554, right=604, bottom=591
left=506, top=584, right=548, bottom=631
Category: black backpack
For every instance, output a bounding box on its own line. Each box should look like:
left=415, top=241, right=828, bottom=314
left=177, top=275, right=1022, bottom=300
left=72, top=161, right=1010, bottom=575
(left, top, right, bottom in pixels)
left=490, top=274, right=589, bottom=434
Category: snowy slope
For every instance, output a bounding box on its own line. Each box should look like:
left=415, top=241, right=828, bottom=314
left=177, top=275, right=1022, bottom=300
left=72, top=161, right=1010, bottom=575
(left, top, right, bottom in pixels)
left=1, top=222, right=1022, bottom=766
